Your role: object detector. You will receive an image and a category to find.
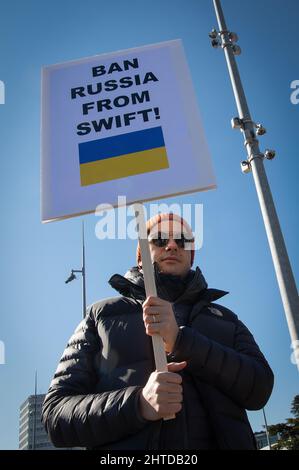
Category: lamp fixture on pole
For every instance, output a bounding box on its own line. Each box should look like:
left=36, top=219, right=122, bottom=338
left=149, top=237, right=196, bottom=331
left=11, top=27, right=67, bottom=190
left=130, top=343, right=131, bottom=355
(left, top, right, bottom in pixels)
left=65, top=221, right=87, bottom=319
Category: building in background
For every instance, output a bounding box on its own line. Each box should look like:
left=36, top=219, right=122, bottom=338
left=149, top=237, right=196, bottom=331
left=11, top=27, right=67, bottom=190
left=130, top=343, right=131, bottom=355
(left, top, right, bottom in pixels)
left=254, top=431, right=279, bottom=450
left=19, top=394, right=56, bottom=450
left=19, top=393, right=82, bottom=450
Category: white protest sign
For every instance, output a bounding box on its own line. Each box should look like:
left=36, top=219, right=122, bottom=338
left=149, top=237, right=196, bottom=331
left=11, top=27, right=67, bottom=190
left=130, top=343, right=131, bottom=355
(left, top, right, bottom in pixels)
left=41, top=39, right=216, bottom=222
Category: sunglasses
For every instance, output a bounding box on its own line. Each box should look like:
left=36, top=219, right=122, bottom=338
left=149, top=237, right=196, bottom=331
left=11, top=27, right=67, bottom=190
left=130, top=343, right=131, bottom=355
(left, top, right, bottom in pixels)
left=148, top=232, right=194, bottom=249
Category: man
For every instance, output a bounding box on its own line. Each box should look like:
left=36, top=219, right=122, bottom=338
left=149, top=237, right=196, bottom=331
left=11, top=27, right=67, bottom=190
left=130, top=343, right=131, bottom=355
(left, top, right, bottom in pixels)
left=42, top=212, right=274, bottom=450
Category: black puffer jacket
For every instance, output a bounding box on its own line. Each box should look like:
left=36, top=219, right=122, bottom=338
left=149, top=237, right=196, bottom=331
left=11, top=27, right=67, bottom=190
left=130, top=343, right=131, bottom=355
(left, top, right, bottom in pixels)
left=42, top=265, right=274, bottom=450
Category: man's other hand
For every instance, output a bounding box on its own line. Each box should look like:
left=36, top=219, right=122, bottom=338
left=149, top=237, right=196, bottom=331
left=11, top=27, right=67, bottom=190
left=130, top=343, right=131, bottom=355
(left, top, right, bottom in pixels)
left=139, top=361, right=187, bottom=421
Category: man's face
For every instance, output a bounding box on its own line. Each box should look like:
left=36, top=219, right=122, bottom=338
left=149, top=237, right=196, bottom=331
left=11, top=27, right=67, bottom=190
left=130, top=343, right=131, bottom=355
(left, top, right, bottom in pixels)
left=148, top=219, right=192, bottom=278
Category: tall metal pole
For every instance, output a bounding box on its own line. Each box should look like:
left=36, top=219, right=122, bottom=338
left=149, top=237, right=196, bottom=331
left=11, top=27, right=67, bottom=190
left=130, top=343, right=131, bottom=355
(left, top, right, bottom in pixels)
left=82, top=221, right=87, bottom=319
left=211, top=0, right=299, bottom=371
left=262, top=407, right=271, bottom=450
left=65, top=221, right=87, bottom=319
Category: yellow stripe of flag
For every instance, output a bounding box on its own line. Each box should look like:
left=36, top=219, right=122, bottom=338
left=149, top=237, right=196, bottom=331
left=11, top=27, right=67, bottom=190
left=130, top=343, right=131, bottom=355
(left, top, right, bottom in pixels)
left=80, top=147, right=169, bottom=186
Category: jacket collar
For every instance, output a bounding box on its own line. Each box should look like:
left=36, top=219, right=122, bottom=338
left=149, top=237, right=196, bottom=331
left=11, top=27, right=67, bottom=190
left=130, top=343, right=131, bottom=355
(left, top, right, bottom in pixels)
left=109, top=264, right=228, bottom=305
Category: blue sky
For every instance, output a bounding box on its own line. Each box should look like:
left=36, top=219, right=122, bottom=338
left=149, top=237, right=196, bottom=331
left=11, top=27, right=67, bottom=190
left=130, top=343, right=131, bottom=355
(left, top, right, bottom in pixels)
left=0, top=0, right=298, bottom=449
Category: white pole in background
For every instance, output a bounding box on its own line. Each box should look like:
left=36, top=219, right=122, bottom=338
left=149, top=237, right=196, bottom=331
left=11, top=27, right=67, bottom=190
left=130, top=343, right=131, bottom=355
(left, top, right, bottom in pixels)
left=211, top=0, right=299, bottom=371
left=262, top=407, right=272, bottom=450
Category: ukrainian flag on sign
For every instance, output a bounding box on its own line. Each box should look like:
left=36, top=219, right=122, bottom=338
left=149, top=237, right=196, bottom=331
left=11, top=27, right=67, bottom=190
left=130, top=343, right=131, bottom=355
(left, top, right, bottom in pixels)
left=79, top=126, right=169, bottom=186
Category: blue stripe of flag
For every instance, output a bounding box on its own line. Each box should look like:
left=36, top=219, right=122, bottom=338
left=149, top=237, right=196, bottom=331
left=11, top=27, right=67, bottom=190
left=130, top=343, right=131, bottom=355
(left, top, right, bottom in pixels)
left=79, top=126, right=165, bottom=164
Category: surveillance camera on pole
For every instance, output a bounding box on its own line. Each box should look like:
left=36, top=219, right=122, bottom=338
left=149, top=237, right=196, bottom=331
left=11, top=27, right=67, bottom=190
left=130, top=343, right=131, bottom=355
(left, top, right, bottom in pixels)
left=256, top=123, right=267, bottom=136
left=231, top=116, right=242, bottom=129
left=240, top=160, right=251, bottom=174
left=209, top=28, right=218, bottom=39
left=264, top=149, right=276, bottom=160
left=232, top=44, right=241, bottom=55
left=228, top=31, right=238, bottom=42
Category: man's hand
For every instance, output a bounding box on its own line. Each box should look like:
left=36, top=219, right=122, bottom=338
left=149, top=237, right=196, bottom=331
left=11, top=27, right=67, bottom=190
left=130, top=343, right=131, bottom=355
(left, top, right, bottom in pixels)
left=139, top=361, right=187, bottom=421
left=142, top=296, right=179, bottom=353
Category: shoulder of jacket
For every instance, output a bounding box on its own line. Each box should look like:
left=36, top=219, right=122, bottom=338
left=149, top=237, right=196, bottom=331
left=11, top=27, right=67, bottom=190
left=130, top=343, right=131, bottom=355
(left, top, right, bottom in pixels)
left=88, top=295, right=139, bottom=319
left=207, top=302, right=239, bottom=322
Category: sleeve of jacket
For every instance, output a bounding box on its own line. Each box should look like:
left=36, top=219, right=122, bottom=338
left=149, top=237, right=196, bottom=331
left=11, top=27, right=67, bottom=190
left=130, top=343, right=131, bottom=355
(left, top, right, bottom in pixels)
left=42, top=306, right=147, bottom=448
left=168, top=315, right=274, bottom=411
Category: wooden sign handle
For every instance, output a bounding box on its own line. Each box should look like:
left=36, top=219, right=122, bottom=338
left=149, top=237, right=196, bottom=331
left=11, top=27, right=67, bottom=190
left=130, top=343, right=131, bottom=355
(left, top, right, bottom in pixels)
left=134, top=203, right=175, bottom=420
